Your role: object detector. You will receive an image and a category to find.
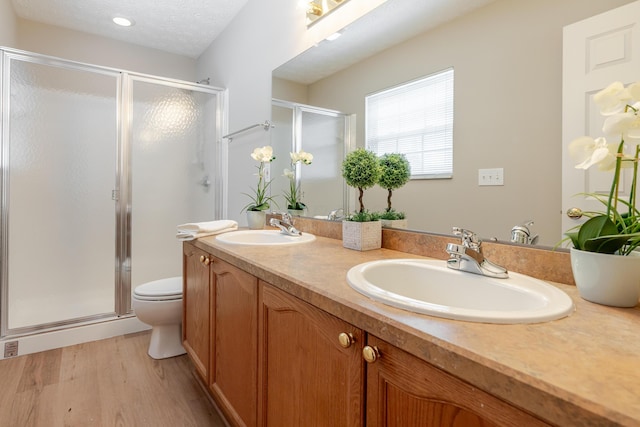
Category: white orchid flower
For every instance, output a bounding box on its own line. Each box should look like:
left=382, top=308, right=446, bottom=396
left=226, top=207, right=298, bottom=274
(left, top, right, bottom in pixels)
left=251, top=145, right=275, bottom=163
left=290, top=150, right=313, bottom=165
left=628, top=82, right=640, bottom=103
left=593, top=81, right=632, bottom=115
left=283, top=168, right=294, bottom=179
left=569, top=136, right=618, bottom=171
left=603, top=107, right=640, bottom=140
left=299, top=151, right=313, bottom=165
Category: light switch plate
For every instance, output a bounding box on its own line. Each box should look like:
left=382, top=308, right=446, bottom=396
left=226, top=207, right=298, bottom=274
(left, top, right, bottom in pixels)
left=478, top=168, right=504, bottom=186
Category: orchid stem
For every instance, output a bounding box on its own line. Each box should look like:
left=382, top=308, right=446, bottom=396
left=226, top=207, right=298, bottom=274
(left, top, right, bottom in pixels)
left=631, top=144, right=639, bottom=218
left=608, top=140, right=625, bottom=218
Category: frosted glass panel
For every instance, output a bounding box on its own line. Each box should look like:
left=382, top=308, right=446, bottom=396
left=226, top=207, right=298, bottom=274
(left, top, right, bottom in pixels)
left=270, top=105, right=295, bottom=211
left=270, top=104, right=347, bottom=218
left=6, top=59, right=118, bottom=329
left=130, top=80, right=217, bottom=287
left=299, top=110, right=346, bottom=218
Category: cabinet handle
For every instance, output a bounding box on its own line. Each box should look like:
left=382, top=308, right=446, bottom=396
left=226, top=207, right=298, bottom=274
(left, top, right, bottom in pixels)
left=362, top=345, right=380, bottom=363
left=199, top=255, right=205, bottom=263
left=203, top=257, right=211, bottom=266
left=338, top=332, right=355, bottom=348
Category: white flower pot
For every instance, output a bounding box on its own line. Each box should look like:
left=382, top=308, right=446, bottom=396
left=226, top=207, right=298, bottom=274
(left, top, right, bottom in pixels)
left=342, top=220, right=381, bottom=251
left=381, top=219, right=408, bottom=229
left=287, top=209, right=305, bottom=217
left=570, top=248, right=640, bottom=307
left=246, top=210, right=266, bottom=230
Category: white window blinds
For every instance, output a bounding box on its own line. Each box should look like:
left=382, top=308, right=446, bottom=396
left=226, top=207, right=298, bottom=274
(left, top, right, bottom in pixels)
left=366, top=68, right=454, bottom=179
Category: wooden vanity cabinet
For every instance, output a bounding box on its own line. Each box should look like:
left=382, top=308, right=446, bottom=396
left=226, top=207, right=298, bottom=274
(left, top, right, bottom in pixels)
left=258, top=281, right=364, bottom=427
left=183, top=242, right=258, bottom=427
left=182, top=243, right=211, bottom=382
left=364, top=335, right=551, bottom=427
left=184, top=245, right=554, bottom=427
left=209, top=258, right=258, bottom=427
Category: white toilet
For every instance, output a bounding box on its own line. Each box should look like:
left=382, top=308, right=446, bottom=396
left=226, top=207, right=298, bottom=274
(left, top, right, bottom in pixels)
left=132, top=276, right=187, bottom=359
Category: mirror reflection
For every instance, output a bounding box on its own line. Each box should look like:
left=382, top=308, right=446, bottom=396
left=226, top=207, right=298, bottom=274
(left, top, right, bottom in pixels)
left=270, top=99, right=353, bottom=218
left=272, top=0, right=634, bottom=247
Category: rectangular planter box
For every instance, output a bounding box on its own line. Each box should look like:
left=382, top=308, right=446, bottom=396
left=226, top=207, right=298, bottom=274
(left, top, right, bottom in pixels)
left=381, top=219, right=408, bottom=229
left=342, top=220, right=382, bottom=251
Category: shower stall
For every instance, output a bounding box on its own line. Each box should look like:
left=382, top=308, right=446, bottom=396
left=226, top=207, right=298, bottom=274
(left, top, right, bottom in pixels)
left=0, top=48, right=226, bottom=341
left=271, top=99, right=352, bottom=218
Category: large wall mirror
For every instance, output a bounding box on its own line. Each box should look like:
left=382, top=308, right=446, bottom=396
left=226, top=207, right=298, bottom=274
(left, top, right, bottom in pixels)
left=271, top=0, right=635, bottom=248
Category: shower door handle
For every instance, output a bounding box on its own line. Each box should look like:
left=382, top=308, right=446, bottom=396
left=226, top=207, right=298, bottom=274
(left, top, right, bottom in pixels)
left=199, top=175, right=211, bottom=189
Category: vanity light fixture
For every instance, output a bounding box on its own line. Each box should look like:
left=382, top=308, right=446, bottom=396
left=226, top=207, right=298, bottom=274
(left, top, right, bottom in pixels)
left=112, top=16, right=135, bottom=27
left=307, top=2, right=323, bottom=18
left=306, top=0, right=350, bottom=25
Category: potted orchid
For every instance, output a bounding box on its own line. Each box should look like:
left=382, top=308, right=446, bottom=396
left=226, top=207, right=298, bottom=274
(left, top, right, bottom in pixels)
left=341, top=148, right=382, bottom=250
left=377, top=153, right=411, bottom=228
left=283, top=150, right=313, bottom=215
left=242, top=145, right=277, bottom=229
left=566, top=80, right=640, bottom=307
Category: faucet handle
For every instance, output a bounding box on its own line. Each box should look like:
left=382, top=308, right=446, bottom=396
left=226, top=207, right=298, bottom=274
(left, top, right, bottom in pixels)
left=452, top=227, right=480, bottom=249
left=277, top=212, right=293, bottom=225
left=327, top=208, right=344, bottom=221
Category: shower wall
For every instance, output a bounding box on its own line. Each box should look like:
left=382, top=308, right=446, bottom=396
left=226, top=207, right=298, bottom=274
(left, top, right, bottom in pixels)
left=271, top=101, right=351, bottom=218
left=1, top=49, right=224, bottom=337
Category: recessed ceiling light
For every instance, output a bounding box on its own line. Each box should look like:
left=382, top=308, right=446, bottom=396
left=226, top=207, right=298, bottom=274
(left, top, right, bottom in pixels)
left=112, top=16, right=134, bottom=27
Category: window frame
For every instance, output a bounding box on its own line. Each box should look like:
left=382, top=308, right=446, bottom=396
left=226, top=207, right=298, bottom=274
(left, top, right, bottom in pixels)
left=365, top=68, right=454, bottom=180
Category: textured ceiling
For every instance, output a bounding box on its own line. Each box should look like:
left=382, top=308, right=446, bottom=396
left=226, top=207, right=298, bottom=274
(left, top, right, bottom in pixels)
left=273, top=0, right=496, bottom=84
left=11, top=0, right=249, bottom=58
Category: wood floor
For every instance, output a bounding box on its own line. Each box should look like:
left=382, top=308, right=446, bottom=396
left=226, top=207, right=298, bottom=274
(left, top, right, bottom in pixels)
left=0, top=331, right=226, bottom=426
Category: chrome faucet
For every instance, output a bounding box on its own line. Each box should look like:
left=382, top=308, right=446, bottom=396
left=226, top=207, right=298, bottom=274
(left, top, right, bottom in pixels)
left=327, top=208, right=344, bottom=221
left=511, top=220, right=539, bottom=245
left=269, top=213, right=302, bottom=236
left=445, top=227, right=508, bottom=279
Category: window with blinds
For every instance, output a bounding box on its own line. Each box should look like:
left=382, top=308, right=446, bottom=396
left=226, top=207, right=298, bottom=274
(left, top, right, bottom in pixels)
left=365, top=68, right=454, bottom=179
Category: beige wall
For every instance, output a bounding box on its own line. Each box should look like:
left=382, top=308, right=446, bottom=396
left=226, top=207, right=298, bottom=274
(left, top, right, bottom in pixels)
left=15, top=19, right=196, bottom=80
left=272, top=78, right=308, bottom=105
left=0, top=0, right=18, bottom=47
left=294, top=0, right=633, bottom=245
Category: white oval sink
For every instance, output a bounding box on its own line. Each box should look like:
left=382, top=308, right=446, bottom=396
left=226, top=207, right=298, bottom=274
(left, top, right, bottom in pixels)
left=347, top=259, right=574, bottom=324
left=215, top=230, right=316, bottom=246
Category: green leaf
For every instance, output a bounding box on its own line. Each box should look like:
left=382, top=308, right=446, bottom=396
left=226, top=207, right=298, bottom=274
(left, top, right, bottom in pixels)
left=565, top=231, right=580, bottom=249
left=576, top=215, right=618, bottom=249
left=582, top=235, right=629, bottom=254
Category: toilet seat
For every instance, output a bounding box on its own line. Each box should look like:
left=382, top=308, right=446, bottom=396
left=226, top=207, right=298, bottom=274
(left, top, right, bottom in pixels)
left=133, top=277, right=183, bottom=301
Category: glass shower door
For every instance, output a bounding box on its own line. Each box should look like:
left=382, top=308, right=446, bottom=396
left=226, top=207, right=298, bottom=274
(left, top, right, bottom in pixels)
left=128, top=78, right=219, bottom=292
left=271, top=100, right=351, bottom=218
left=297, top=107, right=350, bottom=218
left=2, top=53, right=120, bottom=333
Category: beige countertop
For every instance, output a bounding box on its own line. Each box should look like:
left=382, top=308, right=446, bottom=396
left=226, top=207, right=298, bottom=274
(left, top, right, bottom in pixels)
left=193, top=233, right=640, bottom=427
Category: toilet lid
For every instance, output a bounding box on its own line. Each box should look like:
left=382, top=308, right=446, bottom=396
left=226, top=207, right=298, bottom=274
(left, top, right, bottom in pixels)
left=133, top=277, right=182, bottom=301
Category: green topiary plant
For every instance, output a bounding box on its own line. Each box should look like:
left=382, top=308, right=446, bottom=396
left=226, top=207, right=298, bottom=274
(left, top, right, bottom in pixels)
left=379, top=209, right=405, bottom=221
left=341, top=148, right=382, bottom=219
left=378, top=153, right=411, bottom=217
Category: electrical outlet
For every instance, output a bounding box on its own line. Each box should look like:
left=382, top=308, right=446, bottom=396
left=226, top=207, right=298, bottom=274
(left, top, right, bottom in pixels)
left=478, top=168, right=504, bottom=186
left=4, top=341, right=18, bottom=358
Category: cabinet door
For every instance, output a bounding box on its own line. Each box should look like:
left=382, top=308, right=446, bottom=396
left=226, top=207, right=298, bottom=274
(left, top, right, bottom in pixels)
left=210, top=258, right=258, bottom=427
left=258, top=282, right=364, bottom=427
left=182, top=242, right=210, bottom=382
left=365, top=335, right=551, bottom=427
